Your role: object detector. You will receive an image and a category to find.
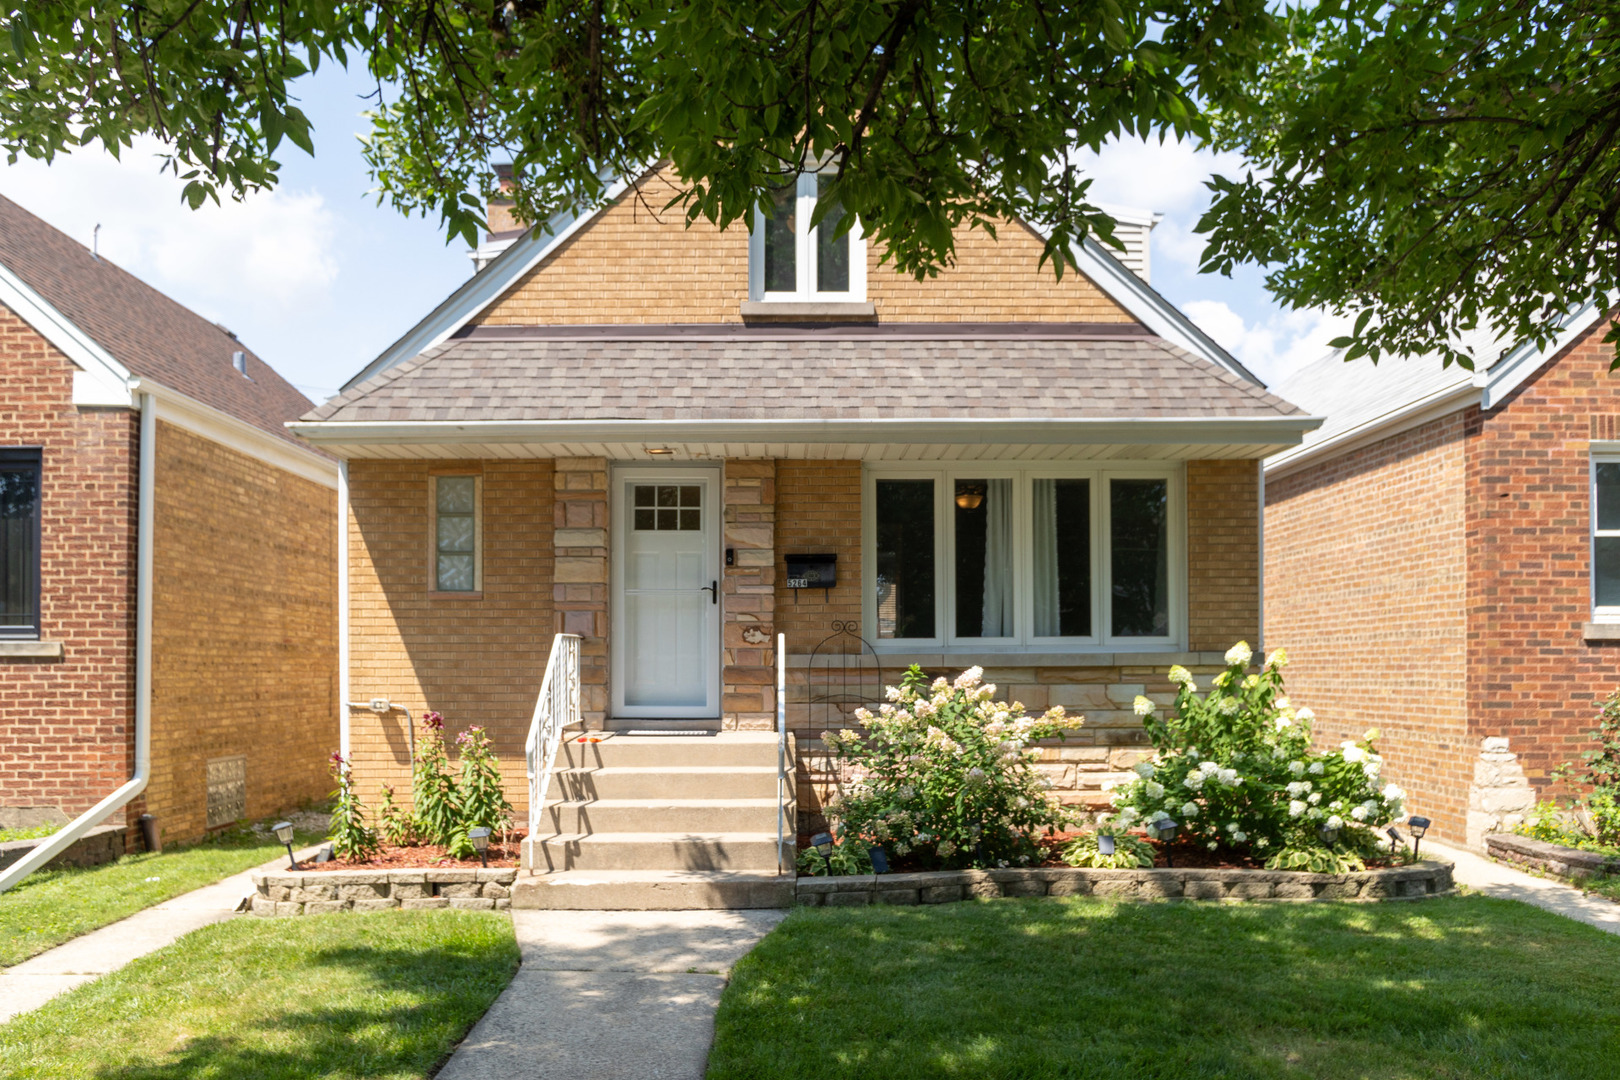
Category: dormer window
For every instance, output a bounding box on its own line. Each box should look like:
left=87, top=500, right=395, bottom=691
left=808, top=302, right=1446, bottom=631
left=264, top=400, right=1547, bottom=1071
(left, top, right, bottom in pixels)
left=750, top=172, right=865, bottom=302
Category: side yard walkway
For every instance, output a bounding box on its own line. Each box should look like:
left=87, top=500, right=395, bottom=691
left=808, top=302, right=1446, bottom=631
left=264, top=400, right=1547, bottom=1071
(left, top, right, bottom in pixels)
left=1430, top=839, right=1620, bottom=935
left=436, top=909, right=786, bottom=1080
left=0, top=845, right=321, bottom=1024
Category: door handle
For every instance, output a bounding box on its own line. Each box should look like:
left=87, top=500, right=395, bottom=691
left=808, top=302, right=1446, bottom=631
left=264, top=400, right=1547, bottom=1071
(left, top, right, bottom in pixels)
left=703, top=580, right=718, bottom=605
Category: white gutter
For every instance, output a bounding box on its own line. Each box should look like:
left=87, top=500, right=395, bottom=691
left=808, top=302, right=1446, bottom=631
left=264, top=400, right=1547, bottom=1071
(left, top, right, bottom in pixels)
left=1264, top=382, right=1477, bottom=480
left=0, top=392, right=155, bottom=893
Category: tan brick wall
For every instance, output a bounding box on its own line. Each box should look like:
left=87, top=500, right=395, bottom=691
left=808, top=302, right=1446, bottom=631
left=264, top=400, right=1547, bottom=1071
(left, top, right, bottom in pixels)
left=1265, top=412, right=1472, bottom=838
left=775, top=460, right=863, bottom=650
left=722, top=461, right=776, bottom=728
left=0, top=305, right=138, bottom=827
left=553, top=458, right=609, bottom=725
left=1187, top=460, right=1261, bottom=652
left=473, top=165, right=1135, bottom=326
left=346, top=459, right=555, bottom=808
left=148, top=421, right=338, bottom=844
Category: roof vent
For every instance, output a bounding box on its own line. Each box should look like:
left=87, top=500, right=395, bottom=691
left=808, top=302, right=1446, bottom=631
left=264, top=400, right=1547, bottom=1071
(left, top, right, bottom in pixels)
left=215, top=322, right=238, bottom=340
left=232, top=350, right=247, bottom=375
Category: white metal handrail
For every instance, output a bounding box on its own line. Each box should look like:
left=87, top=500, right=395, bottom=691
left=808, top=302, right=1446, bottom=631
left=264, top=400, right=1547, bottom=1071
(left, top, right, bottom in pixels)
left=777, top=632, right=788, bottom=875
left=525, top=633, right=583, bottom=837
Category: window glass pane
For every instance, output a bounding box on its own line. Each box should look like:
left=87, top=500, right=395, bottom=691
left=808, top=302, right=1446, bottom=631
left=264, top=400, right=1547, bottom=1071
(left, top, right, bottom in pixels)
left=815, top=175, right=849, bottom=294
left=1111, top=479, right=1169, bottom=637
left=437, top=554, right=475, bottom=592
left=437, top=515, right=474, bottom=553
left=876, top=479, right=935, bottom=639
left=1033, top=479, right=1091, bottom=637
left=0, top=463, right=39, bottom=630
left=954, top=478, right=1013, bottom=637
left=1598, top=463, right=1620, bottom=531
left=764, top=185, right=797, bottom=293
left=634, top=485, right=655, bottom=508
left=1598, top=538, right=1620, bottom=608
left=436, top=476, right=475, bottom=514
left=634, top=508, right=655, bottom=531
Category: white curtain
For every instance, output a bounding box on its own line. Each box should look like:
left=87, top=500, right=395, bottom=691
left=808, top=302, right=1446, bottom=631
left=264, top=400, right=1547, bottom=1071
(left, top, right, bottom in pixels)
left=1031, top=479, right=1059, bottom=636
left=981, top=478, right=1014, bottom=636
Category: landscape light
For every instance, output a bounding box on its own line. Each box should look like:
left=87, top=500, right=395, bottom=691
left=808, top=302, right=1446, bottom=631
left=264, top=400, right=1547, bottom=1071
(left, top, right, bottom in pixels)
left=468, top=827, right=492, bottom=868
left=1318, top=823, right=1340, bottom=848
left=1406, top=816, right=1432, bottom=860
left=811, top=832, right=834, bottom=855
left=1385, top=825, right=1403, bottom=856
left=1153, top=817, right=1178, bottom=869
left=272, top=821, right=297, bottom=870
left=1097, top=833, right=1117, bottom=857
left=867, top=847, right=890, bottom=874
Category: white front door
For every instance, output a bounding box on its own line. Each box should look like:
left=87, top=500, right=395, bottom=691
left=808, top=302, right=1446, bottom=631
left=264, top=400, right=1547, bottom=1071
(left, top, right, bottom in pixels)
left=611, top=468, right=721, bottom=718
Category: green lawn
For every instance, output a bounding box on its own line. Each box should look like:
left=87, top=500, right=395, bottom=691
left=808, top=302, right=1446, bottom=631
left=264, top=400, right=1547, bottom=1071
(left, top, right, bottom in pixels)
left=709, top=895, right=1620, bottom=1080
left=0, top=823, right=325, bottom=968
left=0, top=910, right=519, bottom=1079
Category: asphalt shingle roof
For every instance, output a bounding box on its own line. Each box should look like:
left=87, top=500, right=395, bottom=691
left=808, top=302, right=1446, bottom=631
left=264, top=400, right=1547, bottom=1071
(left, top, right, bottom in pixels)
left=0, top=193, right=313, bottom=443
left=307, top=330, right=1306, bottom=424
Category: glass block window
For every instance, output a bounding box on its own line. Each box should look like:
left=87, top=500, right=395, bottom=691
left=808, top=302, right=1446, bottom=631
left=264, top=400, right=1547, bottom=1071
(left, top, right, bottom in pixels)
left=434, top=475, right=478, bottom=592
left=0, top=449, right=41, bottom=639
left=632, top=484, right=702, bottom=531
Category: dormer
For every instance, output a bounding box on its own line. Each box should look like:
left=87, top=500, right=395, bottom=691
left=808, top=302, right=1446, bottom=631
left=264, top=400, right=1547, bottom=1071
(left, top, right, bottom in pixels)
left=744, top=171, right=870, bottom=317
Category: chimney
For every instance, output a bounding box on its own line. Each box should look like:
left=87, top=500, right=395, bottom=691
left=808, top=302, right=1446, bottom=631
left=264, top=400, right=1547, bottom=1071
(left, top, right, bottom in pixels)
left=1096, top=205, right=1163, bottom=284
left=486, top=163, right=521, bottom=239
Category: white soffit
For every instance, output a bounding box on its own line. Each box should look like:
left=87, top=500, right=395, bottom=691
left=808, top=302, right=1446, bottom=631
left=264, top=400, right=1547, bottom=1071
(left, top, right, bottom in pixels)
left=0, top=259, right=132, bottom=407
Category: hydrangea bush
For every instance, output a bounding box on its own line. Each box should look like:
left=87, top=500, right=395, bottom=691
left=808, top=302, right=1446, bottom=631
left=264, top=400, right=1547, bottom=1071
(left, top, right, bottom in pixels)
left=817, top=664, right=1074, bottom=871
left=1104, top=642, right=1406, bottom=872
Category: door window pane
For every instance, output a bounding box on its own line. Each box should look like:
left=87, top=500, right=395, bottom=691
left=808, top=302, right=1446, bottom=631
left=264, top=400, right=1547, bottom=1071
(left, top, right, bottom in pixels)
left=1033, top=478, right=1091, bottom=637
left=815, top=175, right=849, bottom=293
left=434, top=476, right=477, bottom=591
left=764, top=185, right=797, bottom=293
left=876, top=479, right=935, bottom=639
left=954, top=479, right=1013, bottom=637
left=633, top=484, right=702, bottom=531
left=1111, top=479, right=1169, bottom=637
left=0, top=455, right=40, bottom=635
left=1598, top=463, right=1620, bottom=531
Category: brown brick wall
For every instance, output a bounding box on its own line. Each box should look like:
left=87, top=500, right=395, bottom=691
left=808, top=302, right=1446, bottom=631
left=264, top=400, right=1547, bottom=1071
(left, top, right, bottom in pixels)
left=1266, top=412, right=1472, bottom=838
left=1187, top=460, right=1261, bottom=652
left=346, top=459, right=555, bottom=808
left=1465, top=317, right=1620, bottom=798
left=774, top=460, right=863, bottom=651
left=473, top=165, right=1135, bottom=326
left=147, top=421, right=338, bottom=844
left=0, top=305, right=138, bottom=826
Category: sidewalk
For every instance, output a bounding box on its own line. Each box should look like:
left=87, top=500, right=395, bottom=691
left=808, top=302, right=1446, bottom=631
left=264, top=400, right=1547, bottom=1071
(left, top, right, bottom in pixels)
left=435, top=908, right=786, bottom=1080
left=1429, top=838, right=1620, bottom=936
left=0, top=845, right=322, bottom=1025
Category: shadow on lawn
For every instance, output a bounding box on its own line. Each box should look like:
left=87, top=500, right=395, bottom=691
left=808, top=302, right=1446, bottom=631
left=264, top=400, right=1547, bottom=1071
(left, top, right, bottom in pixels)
left=709, top=895, right=1620, bottom=1080
left=83, top=938, right=516, bottom=1080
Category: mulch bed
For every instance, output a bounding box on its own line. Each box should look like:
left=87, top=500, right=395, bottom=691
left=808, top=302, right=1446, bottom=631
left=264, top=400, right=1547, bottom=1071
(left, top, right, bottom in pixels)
left=299, top=834, right=526, bottom=871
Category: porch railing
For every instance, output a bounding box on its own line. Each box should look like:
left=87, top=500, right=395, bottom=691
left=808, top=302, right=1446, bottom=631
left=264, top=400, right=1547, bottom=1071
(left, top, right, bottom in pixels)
left=525, top=633, right=583, bottom=838
left=777, top=631, right=788, bottom=875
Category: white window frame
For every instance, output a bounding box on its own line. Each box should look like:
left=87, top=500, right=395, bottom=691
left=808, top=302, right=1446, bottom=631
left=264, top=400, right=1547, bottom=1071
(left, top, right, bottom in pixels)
left=748, top=170, right=866, bottom=303
left=861, top=464, right=1186, bottom=653
left=1593, top=454, right=1620, bottom=622
left=430, top=472, right=483, bottom=595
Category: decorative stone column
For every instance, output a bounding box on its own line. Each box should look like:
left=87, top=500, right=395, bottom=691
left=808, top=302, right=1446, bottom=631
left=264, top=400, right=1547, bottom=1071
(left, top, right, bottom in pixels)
left=552, top=458, right=609, bottom=727
left=1466, top=736, right=1537, bottom=850
left=722, top=460, right=776, bottom=730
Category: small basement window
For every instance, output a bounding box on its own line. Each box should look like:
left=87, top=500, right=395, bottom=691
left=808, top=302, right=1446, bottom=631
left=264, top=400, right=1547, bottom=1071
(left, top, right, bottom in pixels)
left=432, top=474, right=481, bottom=592
left=750, top=171, right=866, bottom=302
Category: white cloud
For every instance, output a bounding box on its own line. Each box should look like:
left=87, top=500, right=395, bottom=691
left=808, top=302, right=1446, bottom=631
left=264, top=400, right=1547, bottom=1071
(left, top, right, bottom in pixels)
left=1076, top=135, right=1246, bottom=216
left=1182, top=300, right=1352, bottom=388
left=0, top=138, right=338, bottom=330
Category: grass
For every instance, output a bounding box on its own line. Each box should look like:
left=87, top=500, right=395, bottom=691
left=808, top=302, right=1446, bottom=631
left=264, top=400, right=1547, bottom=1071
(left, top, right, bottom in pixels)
left=0, top=910, right=519, bottom=1079
left=0, top=821, right=326, bottom=969
left=709, top=895, right=1620, bottom=1080
left=0, top=824, right=60, bottom=844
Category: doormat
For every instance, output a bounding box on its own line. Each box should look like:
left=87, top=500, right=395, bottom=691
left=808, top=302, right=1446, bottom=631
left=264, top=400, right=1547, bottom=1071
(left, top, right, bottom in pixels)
left=616, top=729, right=719, bottom=737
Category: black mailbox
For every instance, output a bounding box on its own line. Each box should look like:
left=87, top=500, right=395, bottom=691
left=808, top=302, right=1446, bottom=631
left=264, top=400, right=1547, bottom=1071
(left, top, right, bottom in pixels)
left=784, top=553, right=837, bottom=590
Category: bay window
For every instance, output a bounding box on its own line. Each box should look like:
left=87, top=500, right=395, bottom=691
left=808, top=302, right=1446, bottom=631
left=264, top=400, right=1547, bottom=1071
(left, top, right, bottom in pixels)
left=751, top=171, right=865, bottom=302
left=866, top=466, right=1181, bottom=648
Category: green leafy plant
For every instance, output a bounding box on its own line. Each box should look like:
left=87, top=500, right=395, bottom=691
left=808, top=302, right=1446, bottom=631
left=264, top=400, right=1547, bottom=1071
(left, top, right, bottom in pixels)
left=1563, top=690, right=1620, bottom=848
left=796, top=825, right=875, bottom=877
left=1266, top=845, right=1366, bottom=875
left=820, top=664, right=1075, bottom=871
left=412, top=712, right=464, bottom=852
left=1062, top=831, right=1155, bottom=869
left=377, top=783, right=414, bottom=849
left=327, top=753, right=379, bottom=862
left=1106, top=643, right=1404, bottom=870
left=456, top=725, right=515, bottom=843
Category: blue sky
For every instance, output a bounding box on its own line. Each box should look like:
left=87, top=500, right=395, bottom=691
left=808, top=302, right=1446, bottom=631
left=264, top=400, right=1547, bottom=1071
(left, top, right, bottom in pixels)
left=0, top=63, right=1345, bottom=405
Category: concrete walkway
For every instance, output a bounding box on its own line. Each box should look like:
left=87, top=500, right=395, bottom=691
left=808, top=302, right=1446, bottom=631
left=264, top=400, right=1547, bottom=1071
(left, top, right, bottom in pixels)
left=0, top=845, right=321, bottom=1025
left=436, top=909, right=786, bottom=1080
left=1429, top=839, right=1620, bottom=935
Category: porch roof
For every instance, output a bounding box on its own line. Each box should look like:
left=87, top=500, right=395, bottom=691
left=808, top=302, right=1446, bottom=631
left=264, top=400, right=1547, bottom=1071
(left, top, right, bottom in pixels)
left=293, top=323, right=1319, bottom=461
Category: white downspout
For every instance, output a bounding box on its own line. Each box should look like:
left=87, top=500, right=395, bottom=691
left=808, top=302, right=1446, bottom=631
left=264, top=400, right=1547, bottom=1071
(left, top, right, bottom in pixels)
left=337, top=459, right=350, bottom=758
left=0, top=390, right=155, bottom=892
left=1256, top=458, right=1266, bottom=658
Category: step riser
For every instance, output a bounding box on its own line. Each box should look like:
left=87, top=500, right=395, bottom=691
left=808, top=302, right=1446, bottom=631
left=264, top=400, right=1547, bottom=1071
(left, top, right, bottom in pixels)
left=511, top=877, right=794, bottom=910
left=553, top=770, right=780, bottom=801
left=544, top=803, right=781, bottom=834
left=559, top=740, right=782, bottom=769
left=524, top=836, right=788, bottom=873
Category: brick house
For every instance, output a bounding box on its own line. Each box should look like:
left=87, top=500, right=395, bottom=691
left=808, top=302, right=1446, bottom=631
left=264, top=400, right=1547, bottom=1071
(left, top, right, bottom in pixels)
left=292, top=164, right=1318, bottom=906
left=0, top=194, right=339, bottom=865
left=1265, top=303, right=1620, bottom=847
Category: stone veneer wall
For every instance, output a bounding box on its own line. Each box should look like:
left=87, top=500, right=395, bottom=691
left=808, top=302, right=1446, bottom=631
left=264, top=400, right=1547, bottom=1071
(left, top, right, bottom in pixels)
left=251, top=868, right=516, bottom=915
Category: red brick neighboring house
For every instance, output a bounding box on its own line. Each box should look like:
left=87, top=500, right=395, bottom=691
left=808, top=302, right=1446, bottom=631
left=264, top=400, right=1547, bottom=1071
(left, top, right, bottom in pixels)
left=0, top=194, right=339, bottom=869
left=1265, top=304, right=1620, bottom=847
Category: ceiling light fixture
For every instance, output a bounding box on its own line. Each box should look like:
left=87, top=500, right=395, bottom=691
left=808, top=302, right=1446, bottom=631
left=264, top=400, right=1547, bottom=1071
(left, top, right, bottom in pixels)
left=647, top=447, right=675, bottom=456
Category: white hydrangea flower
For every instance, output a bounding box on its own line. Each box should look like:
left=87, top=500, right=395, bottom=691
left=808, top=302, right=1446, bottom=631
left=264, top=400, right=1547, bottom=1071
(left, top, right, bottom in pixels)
left=1183, top=771, right=1206, bottom=792
left=1326, top=815, right=1344, bottom=830
left=1219, top=768, right=1240, bottom=787
left=1350, top=805, right=1369, bottom=822
left=1308, top=761, right=1325, bottom=776
left=1362, top=761, right=1381, bottom=781
left=1342, top=743, right=1368, bottom=764
left=1168, top=665, right=1196, bottom=689
left=1269, top=648, right=1289, bottom=669
left=1225, top=641, right=1253, bottom=667
left=1275, top=716, right=1294, bottom=731
left=1134, top=695, right=1156, bottom=717
left=1233, top=831, right=1247, bottom=843
left=1180, top=801, right=1199, bottom=819
left=1199, top=759, right=1220, bottom=775
left=1256, top=836, right=1271, bottom=848
left=1226, top=821, right=1240, bottom=833
left=1207, top=841, right=1218, bottom=851
left=1289, top=800, right=1307, bottom=817
left=1275, top=695, right=1291, bottom=709
left=1288, top=760, right=1306, bottom=777
left=1133, top=762, right=1156, bottom=778
left=1144, top=781, right=1165, bottom=799
left=1383, top=783, right=1406, bottom=803
left=953, top=666, right=984, bottom=690
left=1217, top=697, right=1241, bottom=716
left=1297, top=707, right=1316, bottom=723
left=1308, top=792, right=1322, bottom=805
left=1286, top=781, right=1309, bottom=797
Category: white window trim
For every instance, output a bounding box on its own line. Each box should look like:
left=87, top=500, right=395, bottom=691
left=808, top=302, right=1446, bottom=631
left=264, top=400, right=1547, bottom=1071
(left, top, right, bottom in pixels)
left=430, top=472, right=483, bottom=595
left=861, top=464, right=1186, bottom=654
left=748, top=170, right=866, bottom=303
left=1593, top=455, right=1620, bottom=622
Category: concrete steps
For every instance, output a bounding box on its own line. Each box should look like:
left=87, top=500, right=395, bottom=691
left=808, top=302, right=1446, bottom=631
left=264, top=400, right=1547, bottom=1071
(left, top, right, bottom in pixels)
left=517, top=731, right=795, bottom=910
